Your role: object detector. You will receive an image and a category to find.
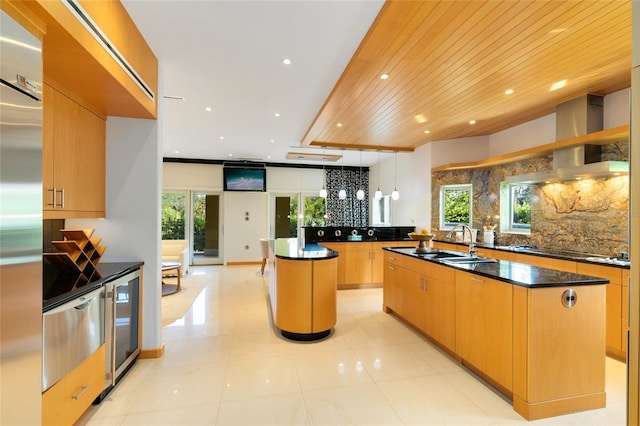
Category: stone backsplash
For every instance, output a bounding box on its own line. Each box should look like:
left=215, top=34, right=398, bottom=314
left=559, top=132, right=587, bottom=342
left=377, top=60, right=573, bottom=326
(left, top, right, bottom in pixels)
left=431, top=141, right=629, bottom=257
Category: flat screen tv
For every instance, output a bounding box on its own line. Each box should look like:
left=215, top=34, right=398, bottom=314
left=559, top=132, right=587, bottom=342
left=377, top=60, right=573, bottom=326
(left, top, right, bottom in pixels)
left=223, top=167, right=266, bottom=192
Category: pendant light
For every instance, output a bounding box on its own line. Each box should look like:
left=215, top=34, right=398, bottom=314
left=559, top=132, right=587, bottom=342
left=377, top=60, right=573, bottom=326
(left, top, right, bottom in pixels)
left=319, top=147, right=327, bottom=198
left=374, top=150, right=382, bottom=200
left=356, top=150, right=365, bottom=200
left=338, top=148, right=347, bottom=200
left=391, top=151, right=400, bottom=200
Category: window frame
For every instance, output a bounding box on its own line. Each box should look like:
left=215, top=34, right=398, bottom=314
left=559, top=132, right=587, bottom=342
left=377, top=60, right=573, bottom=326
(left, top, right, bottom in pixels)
left=439, top=184, right=473, bottom=230
left=500, top=182, right=532, bottom=234
left=372, top=194, right=391, bottom=226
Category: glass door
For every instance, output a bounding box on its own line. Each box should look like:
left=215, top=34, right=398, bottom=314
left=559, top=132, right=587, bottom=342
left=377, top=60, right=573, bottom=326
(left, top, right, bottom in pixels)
left=191, top=192, right=223, bottom=265
left=272, top=192, right=326, bottom=240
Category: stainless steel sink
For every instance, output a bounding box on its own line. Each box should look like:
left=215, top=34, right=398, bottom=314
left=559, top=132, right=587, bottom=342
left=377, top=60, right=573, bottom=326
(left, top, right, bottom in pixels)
left=439, top=256, right=497, bottom=265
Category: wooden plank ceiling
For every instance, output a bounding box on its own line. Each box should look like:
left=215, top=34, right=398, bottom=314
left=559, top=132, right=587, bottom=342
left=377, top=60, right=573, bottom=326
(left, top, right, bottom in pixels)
left=301, top=0, right=632, bottom=152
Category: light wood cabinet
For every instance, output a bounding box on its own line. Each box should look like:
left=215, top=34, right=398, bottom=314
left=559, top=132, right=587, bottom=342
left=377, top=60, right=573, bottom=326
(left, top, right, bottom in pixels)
left=345, top=242, right=373, bottom=285
left=401, top=257, right=427, bottom=330
left=43, top=84, right=105, bottom=219
left=320, top=242, right=345, bottom=286
left=325, top=241, right=408, bottom=289
left=577, top=262, right=627, bottom=360
left=423, top=262, right=456, bottom=351
left=383, top=251, right=403, bottom=314
left=371, top=241, right=407, bottom=283
left=513, top=284, right=606, bottom=420
left=273, top=257, right=337, bottom=334
left=42, top=344, right=105, bottom=426
left=622, top=268, right=630, bottom=355
left=455, top=270, right=513, bottom=391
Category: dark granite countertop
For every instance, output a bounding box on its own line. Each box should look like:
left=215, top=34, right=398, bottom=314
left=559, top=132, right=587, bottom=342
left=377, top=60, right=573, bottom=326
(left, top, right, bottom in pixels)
left=273, top=238, right=338, bottom=261
left=433, top=239, right=631, bottom=269
left=43, top=261, right=144, bottom=311
left=384, top=247, right=609, bottom=288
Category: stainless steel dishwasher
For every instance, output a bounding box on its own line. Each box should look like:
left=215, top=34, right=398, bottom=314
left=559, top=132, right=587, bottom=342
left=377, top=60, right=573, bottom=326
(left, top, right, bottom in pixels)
left=42, top=286, right=104, bottom=391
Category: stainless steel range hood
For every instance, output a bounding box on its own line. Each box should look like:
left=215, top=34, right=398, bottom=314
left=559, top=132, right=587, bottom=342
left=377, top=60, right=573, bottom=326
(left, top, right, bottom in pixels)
left=505, top=95, right=629, bottom=184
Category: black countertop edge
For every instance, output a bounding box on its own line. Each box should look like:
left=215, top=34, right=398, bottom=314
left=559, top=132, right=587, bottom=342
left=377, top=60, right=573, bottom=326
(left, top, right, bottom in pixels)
left=272, top=239, right=339, bottom=261
left=383, top=247, right=609, bottom=289
left=433, top=239, right=631, bottom=270
left=43, top=261, right=144, bottom=312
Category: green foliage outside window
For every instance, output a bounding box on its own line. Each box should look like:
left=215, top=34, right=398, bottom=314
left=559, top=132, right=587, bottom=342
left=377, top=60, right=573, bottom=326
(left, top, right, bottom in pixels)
left=443, top=188, right=470, bottom=225
left=511, top=184, right=531, bottom=227
left=304, top=196, right=326, bottom=227
left=161, top=193, right=186, bottom=240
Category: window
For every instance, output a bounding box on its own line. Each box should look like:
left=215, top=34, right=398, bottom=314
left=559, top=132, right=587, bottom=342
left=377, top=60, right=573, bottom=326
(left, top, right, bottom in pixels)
left=439, top=184, right=472, bottom=229
left=509, top=183, right=531, bottom=232
left=372, top=195, right=391, bottom=226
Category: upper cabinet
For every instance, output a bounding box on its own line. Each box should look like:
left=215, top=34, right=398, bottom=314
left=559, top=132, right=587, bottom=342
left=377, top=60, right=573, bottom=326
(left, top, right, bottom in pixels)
left=43, top=84, right=105, bottom=219
left=22, top=0, right=158, bottom=119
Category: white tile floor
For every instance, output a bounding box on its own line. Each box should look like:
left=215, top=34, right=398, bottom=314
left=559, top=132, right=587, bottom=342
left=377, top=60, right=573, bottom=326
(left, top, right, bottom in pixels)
left=82, top=265, right=627, bottom=425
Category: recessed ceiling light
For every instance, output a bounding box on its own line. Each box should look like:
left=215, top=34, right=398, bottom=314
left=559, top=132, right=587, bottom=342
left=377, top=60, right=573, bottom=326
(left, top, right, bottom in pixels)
left=469, top=120, right=476, bottom=125
left=270, top=139, right=275, bottom=143
left=274, top=113, right=280, bottom=117
left=205, top=107, right=212, bottom=112
left=336, top=123, right=343, bottom=127
left=219, top=136, right=224, bottom=140
left=282, top=58, right=292, bottom=65
left=267, top=155, right=271, bottom=159
left=424, top=130, right=430, bottom=134
left=380, top=73, right=389, bottom=80
left=549, top=28, right=567, bottom=34
left=550, top=80, right=567, bottom=91
left=174, top=150, right=179, bottom=154
left=414, top=114, right=427, bottom=124
left=228, top=153, right=233, bottom=157
left=505, top=89, right=514, bottom=95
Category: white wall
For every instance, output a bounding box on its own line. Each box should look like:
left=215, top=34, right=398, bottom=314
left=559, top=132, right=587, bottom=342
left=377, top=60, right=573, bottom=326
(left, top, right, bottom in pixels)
left=489, top=114, right=555, bottom=157
left=163, top=163, right=324, bottom=262
left=67, top=116, right=162, bottom=351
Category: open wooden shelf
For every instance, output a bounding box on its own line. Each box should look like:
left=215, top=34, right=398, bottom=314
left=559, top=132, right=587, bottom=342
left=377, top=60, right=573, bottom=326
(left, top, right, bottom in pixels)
left=432, top=125, right=629, bottom=172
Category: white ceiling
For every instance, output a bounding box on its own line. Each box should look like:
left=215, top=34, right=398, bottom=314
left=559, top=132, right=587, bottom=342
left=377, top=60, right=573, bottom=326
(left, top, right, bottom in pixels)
left=122, top=0, right=386, bottom=167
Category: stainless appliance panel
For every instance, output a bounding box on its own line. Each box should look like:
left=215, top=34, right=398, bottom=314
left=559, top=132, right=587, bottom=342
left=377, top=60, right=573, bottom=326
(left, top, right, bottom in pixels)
left=104, top=269, right=140, bottom=390
left=42, top=286, right=104, bottom=391
left=0, top=10, right=43, bottom=425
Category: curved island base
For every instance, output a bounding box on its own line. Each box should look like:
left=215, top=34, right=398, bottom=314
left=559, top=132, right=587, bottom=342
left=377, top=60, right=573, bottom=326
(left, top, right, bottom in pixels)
left=268, top=239, right=338, bottom=342
left=281, top=329, right=332, bottom=342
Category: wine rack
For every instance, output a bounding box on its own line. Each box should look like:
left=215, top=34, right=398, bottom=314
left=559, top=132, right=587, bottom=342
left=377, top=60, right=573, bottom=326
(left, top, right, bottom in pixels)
left=44, top=228, right=106, bottom=278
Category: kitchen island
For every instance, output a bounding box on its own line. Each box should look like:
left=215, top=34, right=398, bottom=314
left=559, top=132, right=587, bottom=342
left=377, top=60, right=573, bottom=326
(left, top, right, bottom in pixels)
left=383, top=246, right=609, bottom=420
left=268, top=238, right=338, bottom=341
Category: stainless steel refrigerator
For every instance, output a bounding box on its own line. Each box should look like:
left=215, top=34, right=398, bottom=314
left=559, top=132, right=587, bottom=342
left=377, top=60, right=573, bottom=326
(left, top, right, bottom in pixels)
left=0, top=10, right=43, bottom=425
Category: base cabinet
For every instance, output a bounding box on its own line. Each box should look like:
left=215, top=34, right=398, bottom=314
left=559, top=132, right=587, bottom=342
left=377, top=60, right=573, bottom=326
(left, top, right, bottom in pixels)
left=383, top=251, right=403, bottom=314
left=324, top=241, right=407, bottom=289
left=42, top=344, right=105, bottom=426
left=455, top=270, right=513, bottom=391
left=513, top=285, right=606, bottom=420
left=273, top=257, right=337, bottom=334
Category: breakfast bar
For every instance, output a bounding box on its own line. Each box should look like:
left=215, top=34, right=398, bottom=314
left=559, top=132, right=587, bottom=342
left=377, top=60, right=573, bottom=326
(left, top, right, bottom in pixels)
left=268, top=238, right=338, bottom=341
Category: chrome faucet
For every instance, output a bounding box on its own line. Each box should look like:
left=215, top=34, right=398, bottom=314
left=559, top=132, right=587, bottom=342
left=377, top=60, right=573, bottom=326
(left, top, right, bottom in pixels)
left=449, top=224, right=476, bottom=256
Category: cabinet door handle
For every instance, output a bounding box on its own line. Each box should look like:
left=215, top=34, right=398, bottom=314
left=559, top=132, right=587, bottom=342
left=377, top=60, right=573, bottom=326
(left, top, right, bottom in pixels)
left=470, top=277, right=485, bottom=283
left=58, top=187, right=65, bottom=208
left=423, top=277, right=427, bottom=291
left=72, top=384, right=90, bottom=400
left=47, top=187, right=56, bottom=208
